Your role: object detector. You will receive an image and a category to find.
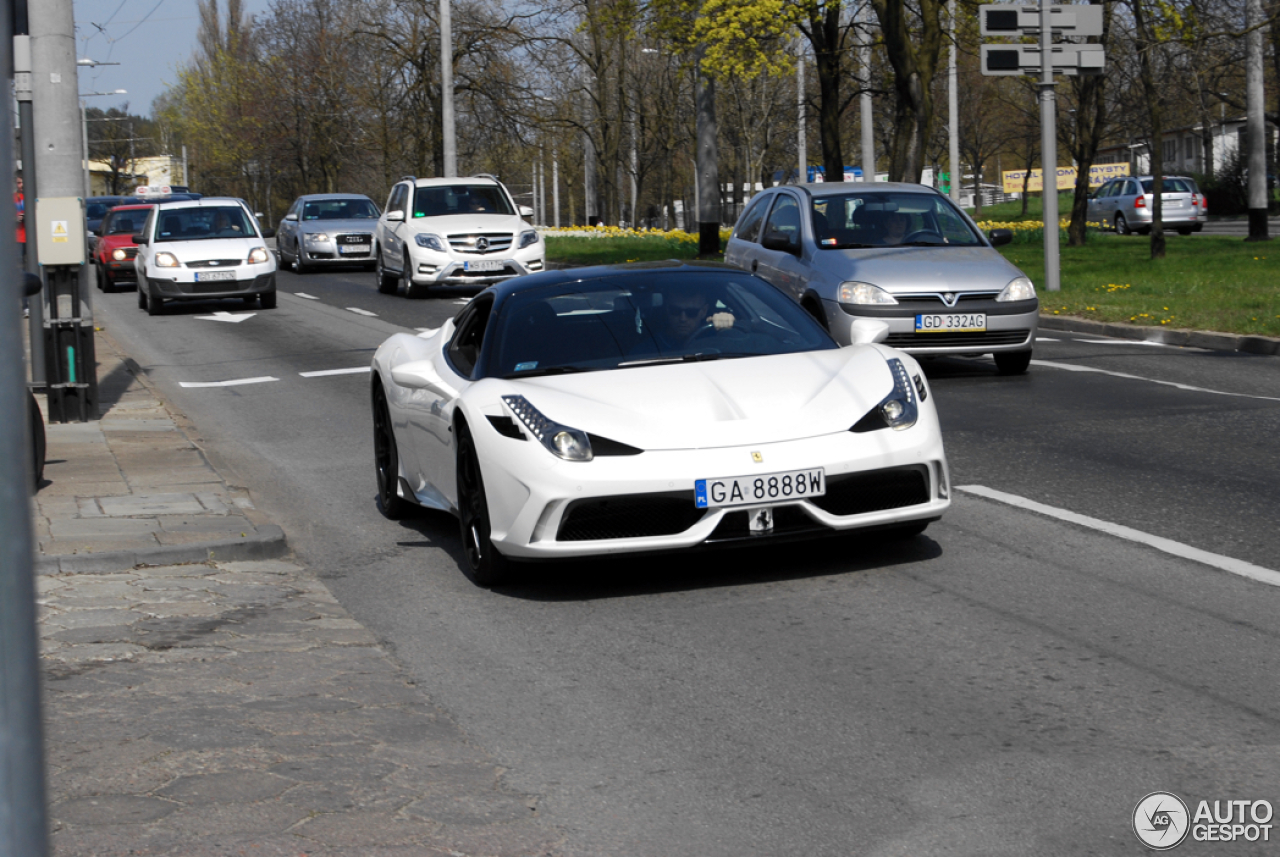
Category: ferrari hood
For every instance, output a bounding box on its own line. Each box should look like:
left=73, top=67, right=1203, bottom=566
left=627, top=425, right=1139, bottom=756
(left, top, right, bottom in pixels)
left=498, top=347, right=894, bottom=450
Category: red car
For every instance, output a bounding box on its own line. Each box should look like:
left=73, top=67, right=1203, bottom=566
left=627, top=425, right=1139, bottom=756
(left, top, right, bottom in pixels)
left=92, top=203, right=153, bottom=291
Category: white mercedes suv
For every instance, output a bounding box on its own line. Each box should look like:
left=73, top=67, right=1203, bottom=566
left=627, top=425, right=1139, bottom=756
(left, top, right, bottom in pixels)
left=373, top=175, right=545, bottom=298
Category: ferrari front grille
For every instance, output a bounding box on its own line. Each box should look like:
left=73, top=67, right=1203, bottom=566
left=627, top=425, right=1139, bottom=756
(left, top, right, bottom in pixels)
left=810, top=466, right=930, bottom=517
left=558, top=492, right=704, bottom=541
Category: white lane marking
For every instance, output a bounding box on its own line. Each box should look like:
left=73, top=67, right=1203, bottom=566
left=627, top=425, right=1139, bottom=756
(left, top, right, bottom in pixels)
left=346, top=307, right=378, bottom=317
left=1031, top=359, right=1280, bottom=403
left=1075, top=338, right=1169, bottom=347
left=179, top=376, right=279, bottom=388
left=958, top=485, right=1280, bottom=588
left=294, top=292, right=320, bottom=300
left=196, top=311, right=255, bottom=323
left=299, top=367, right=370, bottom=378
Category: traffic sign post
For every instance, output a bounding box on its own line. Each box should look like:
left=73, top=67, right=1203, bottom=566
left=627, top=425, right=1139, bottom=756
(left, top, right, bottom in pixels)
left=980, top=1, right=1105, bottom=292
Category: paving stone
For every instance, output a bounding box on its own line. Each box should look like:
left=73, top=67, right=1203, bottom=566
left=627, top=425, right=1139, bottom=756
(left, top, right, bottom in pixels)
left=42, top=609, right=146, bottom=629
left=98, top=493, right=207, bottom=516
left=151, top=722, right=275, bottom=751
left=49, top=626, right=139, bottom=645
left=281, top=781, right=419, bottom=814
left=128, top=563, right=216, bottom=578
left=156, top=771, right=294, bottom=803
left=242, top=696, right=361, bottom=715
left=53, top=795, right=179, bottom=825
left=219, top=559, right=302, bottom=576
left=267, top=756, right=402, bottom=784
left=45, top=642, right=147, bottom=662
left=291, top=811, right=442, bottom=848
left=41, top=535, right=158, bottom=555
left=100, top=419, right=177, bottom=431
left=45, top=424, right=107, bottom=443
left=48, top=580, right=139, bottom=599
left=133, top=601, right=228, bottom=618
left=404, top=792, right=538, bottom=826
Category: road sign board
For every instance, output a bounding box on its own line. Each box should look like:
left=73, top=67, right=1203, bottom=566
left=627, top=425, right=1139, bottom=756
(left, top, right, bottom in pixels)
left=979, top=4, right=1104, bottom=37
left=980, top=43, right=1105, bottom=76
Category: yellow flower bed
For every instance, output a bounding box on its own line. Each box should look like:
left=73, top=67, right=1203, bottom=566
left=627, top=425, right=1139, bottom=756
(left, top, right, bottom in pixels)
left=542, top=225, right=734, bottom=243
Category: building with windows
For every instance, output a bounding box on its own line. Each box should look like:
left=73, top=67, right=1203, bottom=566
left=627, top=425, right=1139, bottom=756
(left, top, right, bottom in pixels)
left=1094, top=115, right=1273, bottom=177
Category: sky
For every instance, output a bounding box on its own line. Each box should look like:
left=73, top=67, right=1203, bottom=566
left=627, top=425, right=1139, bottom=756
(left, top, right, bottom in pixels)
left=72, top=0, right=271, bottom=117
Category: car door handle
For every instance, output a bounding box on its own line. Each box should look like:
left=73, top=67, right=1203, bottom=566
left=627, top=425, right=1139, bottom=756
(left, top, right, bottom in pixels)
left=751, top=259, right=758, bottom=273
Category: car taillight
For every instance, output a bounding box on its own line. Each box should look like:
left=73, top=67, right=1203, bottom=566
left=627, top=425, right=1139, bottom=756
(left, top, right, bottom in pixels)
left=1135, top=196, right=1146, bottom=209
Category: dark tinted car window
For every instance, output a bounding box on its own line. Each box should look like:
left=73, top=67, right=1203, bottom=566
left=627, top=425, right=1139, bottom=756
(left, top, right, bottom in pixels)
left=490, top=272, right=836, bottom=378
left=156, top=206, right=256, bottom=242
left=302, top=199, right=379, bottom=220
left=1140, top=178, right=1192, bottom=194
left=413, top=185, right=514, bottom=218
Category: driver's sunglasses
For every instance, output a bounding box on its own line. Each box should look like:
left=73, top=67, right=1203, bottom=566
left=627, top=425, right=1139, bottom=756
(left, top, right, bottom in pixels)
left=668, top=305, right=705, bottom=319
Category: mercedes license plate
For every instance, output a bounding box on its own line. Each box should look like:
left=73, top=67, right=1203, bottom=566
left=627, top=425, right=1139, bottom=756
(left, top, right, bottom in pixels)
left=695, top=468, right=825, bottom=509
left=194, top=270, right=235, bottom=282
left=339, top=245, right=370, bottom=254
left=464, top=260, right=503, bottom=272
left=915, top=312, right=986, bottom=333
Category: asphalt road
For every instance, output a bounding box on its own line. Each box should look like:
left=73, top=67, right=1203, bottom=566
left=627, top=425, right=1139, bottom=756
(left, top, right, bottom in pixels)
left=91, top=264, right=1280, bottom=855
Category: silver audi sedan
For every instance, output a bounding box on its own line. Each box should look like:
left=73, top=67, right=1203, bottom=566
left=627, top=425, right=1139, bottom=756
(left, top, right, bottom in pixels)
left=723, top=182, right=1038, bottom=375
left=276, top=193, right=381, bottom=273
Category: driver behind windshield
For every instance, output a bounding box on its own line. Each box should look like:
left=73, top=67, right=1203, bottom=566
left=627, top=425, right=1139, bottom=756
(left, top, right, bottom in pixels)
left=654, top=286, right=735, bottom=349
left=881, top=211, right=909, bottom=245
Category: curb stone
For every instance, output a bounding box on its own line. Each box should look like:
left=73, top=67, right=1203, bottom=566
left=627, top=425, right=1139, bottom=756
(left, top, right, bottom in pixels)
left=36, top=524, right=289, bottom=575
left=1039, top=314, right=1280, bottom=356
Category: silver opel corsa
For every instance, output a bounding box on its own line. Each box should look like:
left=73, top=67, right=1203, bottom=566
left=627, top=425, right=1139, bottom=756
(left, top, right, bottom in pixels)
left=723, top=182, right=1039, bottom=375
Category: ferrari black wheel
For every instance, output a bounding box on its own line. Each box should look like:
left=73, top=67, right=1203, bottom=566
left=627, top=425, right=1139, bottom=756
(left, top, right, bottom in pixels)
left=373, top=385, right=409, bottom=520
left=456, top=422, right=510, bottom=586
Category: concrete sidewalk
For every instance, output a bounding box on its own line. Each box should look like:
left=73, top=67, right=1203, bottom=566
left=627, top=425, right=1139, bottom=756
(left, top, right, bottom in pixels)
left=29, top=327, right=562, bottom=855
left=32, top=328, right=287, bottom=573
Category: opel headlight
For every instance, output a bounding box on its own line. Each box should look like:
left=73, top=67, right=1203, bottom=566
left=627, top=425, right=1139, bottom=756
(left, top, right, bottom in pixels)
left=305, top=232, right=331, bottom=244
left=111, top=248, right=128, bottom=261
left=248, top=247, right=270, bottom=264
left=154, top=252, right=180, bottom=268
left=851, top=358, right=919, bottom=433
left=839, top=281, right=899, bottom=306
left=519, top=230, right=539, bottom=249
left=415, top=233, right=447, bottom=252
left=503, top=395, right=593, bottom=461
left=996, top=276, right=1036, bottom=302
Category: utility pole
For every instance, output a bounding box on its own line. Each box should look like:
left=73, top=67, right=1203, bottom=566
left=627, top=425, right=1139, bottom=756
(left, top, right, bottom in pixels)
left=440, top=0, right=456, bottom=177
left=552, top=153, right=560, bottom=228
left=32, top=0, right=98, bottom=420
left=1245, top=0, right=1269, bottom=241
left=797, top=42, right=806, bottom=183
left=860, top=4, right=875, bottom=182
left=14, top=0, right=44, bottom=384
left=2, top=6, right=52, bottom=857
left=1038, top=0, right=1060, bottom=293
left=947, top=0, right=960, bottom=203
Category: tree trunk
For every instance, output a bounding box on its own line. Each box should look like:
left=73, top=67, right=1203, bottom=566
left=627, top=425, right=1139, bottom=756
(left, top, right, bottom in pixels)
left=806, top=4, right=845, bottom=182
left=871, top=0, right=944, bottom=182
left=695, top=52, right=720, bottom=255
left=1131, top=0, right=1165, bottom=259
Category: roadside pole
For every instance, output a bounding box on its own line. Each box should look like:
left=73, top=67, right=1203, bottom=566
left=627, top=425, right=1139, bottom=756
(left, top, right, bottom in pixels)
left=1039, top=0, right=1060, bottom=292
left=440, top=0, right=456, bottom=177
left=30, top=0, right=98, bottom=422
left=14, top=4, right=45, bottom=385
left=980, top=3, right=1104, bottom=294
left=1, top=5, right=52, bottom=855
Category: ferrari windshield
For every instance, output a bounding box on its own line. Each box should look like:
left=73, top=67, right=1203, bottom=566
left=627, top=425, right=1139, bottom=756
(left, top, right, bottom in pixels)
left=491, top=272, right=837, bottom=379
left=810, top=191, right=981, bottom=248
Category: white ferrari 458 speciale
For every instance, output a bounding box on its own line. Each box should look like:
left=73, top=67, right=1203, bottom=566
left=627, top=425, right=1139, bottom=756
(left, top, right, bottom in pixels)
left=370, top=261, right=950, bottom=585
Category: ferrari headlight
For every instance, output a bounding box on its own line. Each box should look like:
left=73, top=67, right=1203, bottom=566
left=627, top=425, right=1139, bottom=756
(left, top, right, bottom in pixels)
left=305, top=232, right=331, bottom=244
left=248, top=247, right=270, bottom=264
left=111, top=248, right=128, bottom=261
left=996, top=276, right=1036, bottom=302
left=851, top=357, right=919, bottom=433
left=154, top=252, right=180, bottom=268
left=518, top=229, right=539, bottom=249
left=502, top=395, right=593, bottom=461
left=839, top=281, right=898, bottom=305
left=415, top=233, right=447, bottom=252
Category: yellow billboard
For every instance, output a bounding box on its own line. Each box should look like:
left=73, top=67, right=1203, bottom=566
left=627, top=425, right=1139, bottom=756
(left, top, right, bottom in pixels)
left=1001, top=163, right=1130, bottom=193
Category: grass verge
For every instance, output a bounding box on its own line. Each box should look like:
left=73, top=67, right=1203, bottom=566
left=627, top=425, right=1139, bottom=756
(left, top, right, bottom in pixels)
left=997, top=232, right=1279, bottom=338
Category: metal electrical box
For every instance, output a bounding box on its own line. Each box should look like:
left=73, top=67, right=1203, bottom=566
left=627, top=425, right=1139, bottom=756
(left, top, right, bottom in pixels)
left=34, top=197, right=87, bottom=266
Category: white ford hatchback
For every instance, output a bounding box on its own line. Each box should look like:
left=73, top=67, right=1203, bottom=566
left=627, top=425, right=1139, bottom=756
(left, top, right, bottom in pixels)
left=133, top=197, right=277, bottom=316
